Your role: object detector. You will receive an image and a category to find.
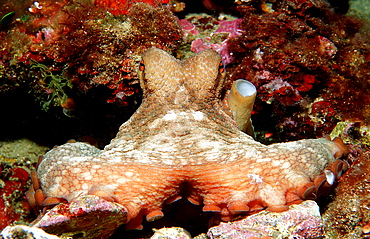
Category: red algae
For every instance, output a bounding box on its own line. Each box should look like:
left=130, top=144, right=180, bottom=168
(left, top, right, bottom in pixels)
left=94, top=0, right=170, bottom=15
left=0, top=139, right=50, bottom=231
left=1, top=0, right=368, bottom=138
left=0, top=0, right=183, bottom=109
left=226, top=0, right=370, bottom=142
left=0, top=0, right=369, bottom=237
left=0, top=163, right=34, bottom=229
left=4, top=0, right=368, bottom=144
left=179, top=14, right=243, bottom=64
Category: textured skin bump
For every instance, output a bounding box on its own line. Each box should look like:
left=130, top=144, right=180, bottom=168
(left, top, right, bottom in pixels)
left=35, top=47, right=347, bottom=226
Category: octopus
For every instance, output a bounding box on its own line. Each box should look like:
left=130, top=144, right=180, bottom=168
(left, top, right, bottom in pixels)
left=26, top=47, right=349, bottom=230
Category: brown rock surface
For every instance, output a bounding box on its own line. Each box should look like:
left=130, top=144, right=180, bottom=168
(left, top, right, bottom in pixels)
left=323, top=151, right=370, bottom=238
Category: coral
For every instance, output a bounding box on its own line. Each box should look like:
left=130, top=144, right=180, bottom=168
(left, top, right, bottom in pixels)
left=189, top=18, right=243, bottom=64
left=227, top=0, right=370, bottom=142
left=26, top=48, right=349, bottom=238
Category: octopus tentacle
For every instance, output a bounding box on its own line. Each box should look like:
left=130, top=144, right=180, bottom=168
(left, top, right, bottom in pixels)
left=331, top=159, right=344, bottom=179
left=25, top=185, right=38, bottom=211
left=42, top=196, right=67, bottom=207
left=27, top=47, right=350, bottom=231
left=166, top=195, right=182, bottom=204
left=332, top=137, right=350, bottom=158
left=227, top=201, right=250, bottom=214
left=202, top=204, right=222, bottom=212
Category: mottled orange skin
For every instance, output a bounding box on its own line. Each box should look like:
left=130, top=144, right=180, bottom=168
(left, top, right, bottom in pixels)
left=32, top=47, right=348, bottom=228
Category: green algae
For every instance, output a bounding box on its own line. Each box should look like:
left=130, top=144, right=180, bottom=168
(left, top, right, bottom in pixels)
left=30, top=62, right=72, bottom=111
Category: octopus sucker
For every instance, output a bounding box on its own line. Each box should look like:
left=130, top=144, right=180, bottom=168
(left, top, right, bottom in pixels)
left=27, top=47, right=349, bottom=231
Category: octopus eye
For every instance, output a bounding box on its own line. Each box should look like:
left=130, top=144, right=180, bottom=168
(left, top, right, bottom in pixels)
left=138, top=60, right=145, bottom=82
left=216, top=61, right=226, bottom=83
left=214, top=61, right=226, bottom=96
left=218, top=61, right=225, bottom=74
left=139, top=60, right=145, bottom=72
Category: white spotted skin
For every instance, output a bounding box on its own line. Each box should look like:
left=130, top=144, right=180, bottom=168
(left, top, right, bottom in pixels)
left=37, top=47, right=345, bottom=223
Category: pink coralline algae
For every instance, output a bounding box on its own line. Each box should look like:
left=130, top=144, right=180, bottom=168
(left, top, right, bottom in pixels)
left=180, top=17, right=243, bottom=64
left=215, top=19, right=244, bottom=39
left=259, top=78, right=302, bottom=106
left=258, top=73, right=316, bottom=106
left=208, top=200, right=324, bottom=239
left=31, top=195, right=127, bottom=239
left=178, top=19, right=199, bottom=36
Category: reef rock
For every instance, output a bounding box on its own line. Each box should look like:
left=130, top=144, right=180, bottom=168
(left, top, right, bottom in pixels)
left=208, top=200, right=324, bottom=239
left=1, top=225, right=60, bottom=239
left=31, top=195, right=127, bottom=238
left=323, top=151, right=370, bottom=238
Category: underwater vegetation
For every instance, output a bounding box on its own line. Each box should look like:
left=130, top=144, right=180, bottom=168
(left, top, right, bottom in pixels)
left=1, top=0, right=368, bottom=143
left=0, top=0, right=370, bottom=237
left=226, top=0, right=370, bottom=142
left=0, top=0, right=183, bottom=110
left=30, top=61, right=72, bottom=111
left=94, top=0, right=171, bottom=15
left=0, top=164, right=31, bottom=230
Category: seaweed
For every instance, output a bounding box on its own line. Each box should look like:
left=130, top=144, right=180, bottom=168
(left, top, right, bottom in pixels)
left=30, top=61, right=72, bottom=111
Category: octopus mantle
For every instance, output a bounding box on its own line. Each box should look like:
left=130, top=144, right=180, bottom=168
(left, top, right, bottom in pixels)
left=27, top=47, right=348, bottom=230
